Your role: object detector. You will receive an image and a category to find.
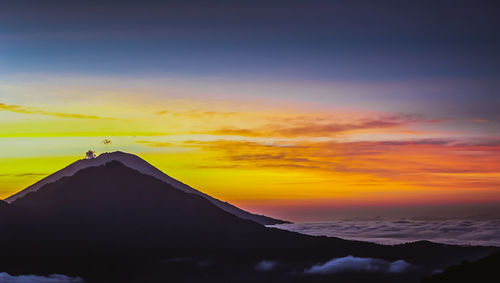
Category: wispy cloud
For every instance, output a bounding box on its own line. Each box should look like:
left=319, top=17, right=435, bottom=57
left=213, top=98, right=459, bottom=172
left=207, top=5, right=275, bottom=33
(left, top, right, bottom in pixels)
left=206, top=114, right=439, bottom=137
left=181, top=138, right=500, bottom=170
left=136, top=140, right=174, bottom=147
left=0, top=173, right=47, bottom=177
left=177, top=137, right=500, bottom=193
left=0, top=102, right=109, bottom=119
left=156, top=109, right=237, bottom=118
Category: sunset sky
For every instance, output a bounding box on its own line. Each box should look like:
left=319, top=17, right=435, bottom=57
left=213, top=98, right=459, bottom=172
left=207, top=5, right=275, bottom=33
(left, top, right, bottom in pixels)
left=1, top=0, right=499, bottom=221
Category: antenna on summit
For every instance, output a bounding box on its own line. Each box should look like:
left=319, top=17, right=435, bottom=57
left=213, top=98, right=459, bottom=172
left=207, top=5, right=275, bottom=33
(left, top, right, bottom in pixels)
left=85, top=150, right=97, bottom=159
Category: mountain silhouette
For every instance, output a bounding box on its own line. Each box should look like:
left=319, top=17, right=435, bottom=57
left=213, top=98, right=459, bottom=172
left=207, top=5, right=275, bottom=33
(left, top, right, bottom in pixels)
left=4, top=151, right=286, bottom=225
left=0, top=158, right=497, bottom=282
left=422, top=251, right=500, bottom=283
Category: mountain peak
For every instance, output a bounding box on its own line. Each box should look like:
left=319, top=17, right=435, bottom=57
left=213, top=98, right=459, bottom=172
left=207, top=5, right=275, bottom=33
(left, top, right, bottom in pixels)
left=81, top=150, right=140, bottom=161
left=4, top=151, right=288, bottom=225
left=97, top=151, right=136, bottom=157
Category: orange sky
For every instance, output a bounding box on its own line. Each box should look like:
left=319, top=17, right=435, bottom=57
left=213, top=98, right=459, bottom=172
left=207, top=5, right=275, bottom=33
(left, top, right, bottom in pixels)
left=1, top=77, right=499, bottom=221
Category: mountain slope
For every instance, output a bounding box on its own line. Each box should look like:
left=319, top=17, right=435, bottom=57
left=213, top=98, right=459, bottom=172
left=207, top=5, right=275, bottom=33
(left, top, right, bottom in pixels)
left=5, top=161, right=271, bottom=256
left=4, top=151, right=286, bottom=225
left=422, top=251, right=500, bottom=283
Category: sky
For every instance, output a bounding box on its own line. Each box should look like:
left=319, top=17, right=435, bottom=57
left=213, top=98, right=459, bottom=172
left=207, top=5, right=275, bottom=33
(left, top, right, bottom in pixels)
left=1, top=0, right=499, bottom=221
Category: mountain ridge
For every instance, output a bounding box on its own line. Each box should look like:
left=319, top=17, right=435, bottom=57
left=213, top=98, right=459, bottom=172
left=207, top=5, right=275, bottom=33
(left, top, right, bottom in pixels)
left=4, top=151, right=287, bottom=225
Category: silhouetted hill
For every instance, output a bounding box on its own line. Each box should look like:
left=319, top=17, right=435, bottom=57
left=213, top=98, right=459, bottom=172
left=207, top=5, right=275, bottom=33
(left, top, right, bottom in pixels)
left=5, top=151, right=287, bottom=225
left=0, top=161, right=497, bottom=283
left=5, top=161, right=274, bottom=257
left=422, top=251, right=500, bottom=283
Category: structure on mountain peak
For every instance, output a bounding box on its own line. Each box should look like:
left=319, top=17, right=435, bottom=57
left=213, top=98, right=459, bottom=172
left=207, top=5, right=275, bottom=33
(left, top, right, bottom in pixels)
left=85, top=150, right=96, bottom=159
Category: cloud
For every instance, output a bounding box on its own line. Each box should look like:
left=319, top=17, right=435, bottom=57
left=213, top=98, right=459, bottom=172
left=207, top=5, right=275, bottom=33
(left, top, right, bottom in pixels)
left=0, top=273, right=83, bottom=283
left=388, top=260, right=412, bottom=273
left=180, top=137, right=500, bottom=191
left=255, top=260, right=278, bottom=272
left=304, top=256, right=412, bottom=274
left=136, top=140, right=173, bottom=147
left=272, top=219, right=500, bottom=246
left=472, top=118, right=488, bottom=123
left=156, top=109, right=237, bottom=118
left=452, top=138, right=500, bottom=147
left=0, top=173, right=47, bottom=177
left=207, top=114, right=439, bottom=137
left=0, top=102, right=108, bottom=119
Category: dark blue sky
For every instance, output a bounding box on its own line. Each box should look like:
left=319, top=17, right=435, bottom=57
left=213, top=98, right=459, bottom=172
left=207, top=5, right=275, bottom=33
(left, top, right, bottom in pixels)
left=1, top=0, right=499, bottom=126
left=1, top=0, right=499, bottom=79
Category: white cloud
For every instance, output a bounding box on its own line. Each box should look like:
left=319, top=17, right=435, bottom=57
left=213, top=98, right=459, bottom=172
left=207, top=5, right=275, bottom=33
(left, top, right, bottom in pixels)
left=0, top=273, right=84, bottom=283
left=271, top=219, right=500, bottom=246
left=304, top=256, right=412, bottom=274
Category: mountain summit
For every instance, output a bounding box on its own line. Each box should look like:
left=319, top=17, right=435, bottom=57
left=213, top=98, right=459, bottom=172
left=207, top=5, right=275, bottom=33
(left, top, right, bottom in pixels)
left=4, top=151, right=286, bottom=225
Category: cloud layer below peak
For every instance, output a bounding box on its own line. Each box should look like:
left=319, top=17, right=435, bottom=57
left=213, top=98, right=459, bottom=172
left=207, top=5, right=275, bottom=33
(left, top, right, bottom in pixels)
left=272, top=219, right=500, bottom=247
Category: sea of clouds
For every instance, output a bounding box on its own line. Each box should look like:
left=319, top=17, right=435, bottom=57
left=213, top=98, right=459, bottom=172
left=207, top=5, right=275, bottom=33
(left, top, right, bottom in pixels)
left=270, top=219, right=500, bottom=246
left=0, top=273, right=83, bottom=283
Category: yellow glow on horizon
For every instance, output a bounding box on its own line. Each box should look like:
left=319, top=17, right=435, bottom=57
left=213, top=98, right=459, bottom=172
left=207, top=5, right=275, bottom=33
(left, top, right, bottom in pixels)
left=1, top=79, right=500, bottom=221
